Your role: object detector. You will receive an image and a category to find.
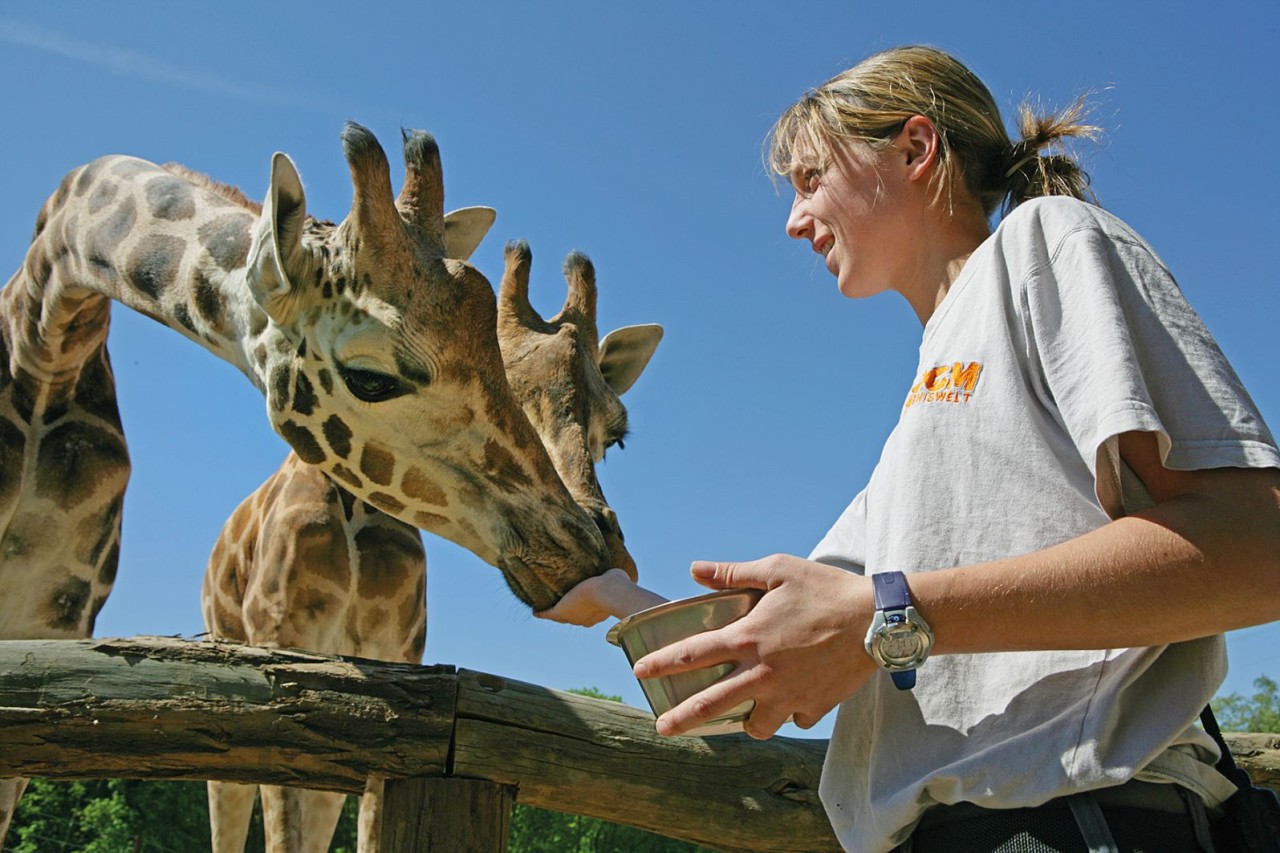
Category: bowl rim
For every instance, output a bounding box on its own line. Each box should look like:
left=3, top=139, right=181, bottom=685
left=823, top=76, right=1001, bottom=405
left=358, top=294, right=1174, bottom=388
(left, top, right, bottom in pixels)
left=605, top=587, right=763, bottom=646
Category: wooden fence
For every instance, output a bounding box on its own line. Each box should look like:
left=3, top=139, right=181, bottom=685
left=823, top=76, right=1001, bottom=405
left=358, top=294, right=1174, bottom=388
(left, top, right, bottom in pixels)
left=0, top=637, right=1276, bottom=852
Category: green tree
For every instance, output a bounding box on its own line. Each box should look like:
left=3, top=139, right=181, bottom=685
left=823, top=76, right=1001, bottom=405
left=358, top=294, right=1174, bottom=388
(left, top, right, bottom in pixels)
left=9, top=778, right=210, bottom=853
left=1212, top=675, right=1280, bottom=733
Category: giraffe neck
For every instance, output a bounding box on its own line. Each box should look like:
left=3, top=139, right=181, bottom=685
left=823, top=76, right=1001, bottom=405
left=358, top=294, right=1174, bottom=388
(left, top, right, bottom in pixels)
left=5, top=155, right=280, bottom=392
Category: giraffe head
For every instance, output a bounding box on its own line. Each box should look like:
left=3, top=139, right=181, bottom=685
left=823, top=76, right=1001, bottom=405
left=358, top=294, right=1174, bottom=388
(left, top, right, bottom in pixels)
left=496, top=242, right=663, bottom=581
left=242, top=123, right=612, bottom=609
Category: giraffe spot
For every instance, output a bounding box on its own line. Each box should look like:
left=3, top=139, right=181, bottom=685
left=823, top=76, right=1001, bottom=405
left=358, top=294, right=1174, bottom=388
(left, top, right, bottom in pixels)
left=89, top=196, right=136, bottom=265
left=331, top=463, right=362, bottom=491
left=198, top=213, right=254, bottom=271
left=74, top=160, right=103, bottom=196
left=414, top=510, right=450, bottom=529
left=333, top=275, right=346, bottom=296
left=483, top=439, right=534, bottom=491
left=88, top=594, right=109, bottom=633
left=401, top=466, right=448, bottom=507
left=367, top=492, right=406, bottom=515
left=72, top=348, right=124, bottom=429
left=355, top=528, right=423, bottom=599
left=359, top=443, right=395, bottom=487
left=87, top=180, right=119, bottom=214
left=78, top=495, right=123, bottom=572
left=317, top=368, right=334, bottom=396
left=8, top=371, right=36, bottom=424
left=269, top=364, right=290, bottom=412
left=126, top=234, right=185, bottom=300
left=45, top=576, right=91, bottom=630
left=294, top=518, right=351, bottom=587
left=34, top=421, right=130, bottom=507
left=193, top=270, right=224, bottom=328
left=58, top=296, right=111, bottom=359
left=110, top=158, right=151, bottom=178
left=0, top=418, right=27, bottom=506
left=297, top=587, right=336, bottom=620
left=173, top=303, right=197, bottom=334
left=254, top=343, right=268, bottom=372
left=146, top=176, right=196, bottom=220
left=338, top=486, right=358, bottom=522
left=322, top=414, right=352, bottom=458
left=278, top=420, right=325, bottom=464
left=322, top=280, right=332, bottom=299
left=249, top=309, right=268, bottom=338
left=292, top=371, right=317, bottom=416
left=97, top=541, right=121, bottom=587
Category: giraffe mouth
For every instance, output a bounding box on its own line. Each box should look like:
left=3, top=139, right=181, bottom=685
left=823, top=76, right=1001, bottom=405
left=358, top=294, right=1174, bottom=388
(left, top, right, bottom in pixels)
left=496, top=553, right=563, bottom=611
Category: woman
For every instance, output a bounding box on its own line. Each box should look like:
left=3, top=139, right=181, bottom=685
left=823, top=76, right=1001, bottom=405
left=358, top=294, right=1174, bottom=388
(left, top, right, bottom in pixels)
left=544, top=45, right=1280, bottom=852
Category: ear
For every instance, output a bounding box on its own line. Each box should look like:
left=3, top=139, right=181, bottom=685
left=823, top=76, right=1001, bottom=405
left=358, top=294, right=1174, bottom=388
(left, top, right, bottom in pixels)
left=899, top=115, right=941, bottom=182
left=442, top=206, right=497, bottom=260
left=597, top=324, right=663, bottom=395
left=247, top=152, right=309, bottom=324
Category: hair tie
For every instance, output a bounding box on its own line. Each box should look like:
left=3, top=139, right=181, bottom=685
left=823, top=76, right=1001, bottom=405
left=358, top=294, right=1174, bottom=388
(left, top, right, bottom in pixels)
left=1004, top=151, right=1039, bottom=178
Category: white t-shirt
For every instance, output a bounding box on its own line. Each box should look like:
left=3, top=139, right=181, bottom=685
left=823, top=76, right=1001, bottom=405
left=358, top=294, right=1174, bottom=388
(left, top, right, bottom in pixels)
left=809, top=196, right=1279, bottom=853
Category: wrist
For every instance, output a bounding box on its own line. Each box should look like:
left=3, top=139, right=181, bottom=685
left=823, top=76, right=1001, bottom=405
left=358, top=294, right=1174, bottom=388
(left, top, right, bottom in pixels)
left=863, top=571, right=934, bottom=690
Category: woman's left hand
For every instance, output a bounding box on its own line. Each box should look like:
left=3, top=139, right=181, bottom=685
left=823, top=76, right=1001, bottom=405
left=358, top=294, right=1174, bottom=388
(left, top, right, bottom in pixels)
left=633, top=554, right=876, bottom=739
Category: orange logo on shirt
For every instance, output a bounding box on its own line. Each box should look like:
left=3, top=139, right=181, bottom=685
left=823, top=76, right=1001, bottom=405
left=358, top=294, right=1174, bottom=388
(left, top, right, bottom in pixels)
left=904, top=362, right=983, bottom=408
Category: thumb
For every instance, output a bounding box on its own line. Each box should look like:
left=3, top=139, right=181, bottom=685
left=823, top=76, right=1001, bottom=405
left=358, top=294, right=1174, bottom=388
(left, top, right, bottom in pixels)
left=690, top=559, right=769, bottom=591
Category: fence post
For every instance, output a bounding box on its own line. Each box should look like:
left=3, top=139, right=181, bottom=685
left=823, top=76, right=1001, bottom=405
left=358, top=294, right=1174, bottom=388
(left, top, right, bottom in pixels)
left=380, top=777, right=515, bottom=852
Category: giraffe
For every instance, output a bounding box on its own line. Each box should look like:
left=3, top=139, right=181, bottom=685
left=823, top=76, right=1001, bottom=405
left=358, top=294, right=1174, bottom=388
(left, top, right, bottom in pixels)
left=201, top=239, right=662, bottom=853
left=0, top=123, right=629, bottom=841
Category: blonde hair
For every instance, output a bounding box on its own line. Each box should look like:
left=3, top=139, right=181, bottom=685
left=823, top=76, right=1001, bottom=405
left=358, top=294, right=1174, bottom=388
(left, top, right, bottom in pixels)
left=767, top=45, right=1100, bottom=216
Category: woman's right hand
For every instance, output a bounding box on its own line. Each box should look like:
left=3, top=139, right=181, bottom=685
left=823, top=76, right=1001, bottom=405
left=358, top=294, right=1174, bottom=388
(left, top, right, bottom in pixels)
left=633, top=554, right=876, bottom=739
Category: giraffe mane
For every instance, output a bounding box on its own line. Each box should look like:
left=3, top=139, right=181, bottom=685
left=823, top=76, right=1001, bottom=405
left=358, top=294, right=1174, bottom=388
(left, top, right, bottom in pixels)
left=161, top=162, right=263, bottom=215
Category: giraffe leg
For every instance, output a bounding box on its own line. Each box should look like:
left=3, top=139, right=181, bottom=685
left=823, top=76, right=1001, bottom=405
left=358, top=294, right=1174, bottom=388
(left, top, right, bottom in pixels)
left=208, top=781, right=257, bottom=853
left=0, top=777, right=30, bottom=846
left=357, top=777, right=385, bottom=853
left=261, top=785, right=348, bottom=853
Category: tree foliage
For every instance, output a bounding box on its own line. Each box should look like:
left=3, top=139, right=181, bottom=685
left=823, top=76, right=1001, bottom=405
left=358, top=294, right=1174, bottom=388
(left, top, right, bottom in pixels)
left=1212, top=675, right=1280, bottom=734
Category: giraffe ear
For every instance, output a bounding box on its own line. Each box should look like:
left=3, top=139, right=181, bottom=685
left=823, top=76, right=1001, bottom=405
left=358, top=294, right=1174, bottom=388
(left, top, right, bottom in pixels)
left=247, top=151, right=309, bottom=325
left=597, top=324, right=663, bottom=395
left=442, top=206, right=496, bottom=260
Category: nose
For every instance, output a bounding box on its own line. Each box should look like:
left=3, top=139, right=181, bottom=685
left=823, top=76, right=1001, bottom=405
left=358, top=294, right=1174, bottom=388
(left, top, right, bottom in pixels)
left=785, top=192, right=812, bottom=241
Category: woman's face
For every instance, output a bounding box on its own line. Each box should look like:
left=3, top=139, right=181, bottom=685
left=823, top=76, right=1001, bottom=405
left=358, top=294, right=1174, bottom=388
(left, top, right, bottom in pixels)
left=784, top=135, right=915, bottom=301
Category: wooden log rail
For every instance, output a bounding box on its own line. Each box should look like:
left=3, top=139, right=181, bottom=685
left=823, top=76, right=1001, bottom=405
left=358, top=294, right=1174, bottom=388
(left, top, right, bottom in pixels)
left=0, top=637, right=1276, bottom=852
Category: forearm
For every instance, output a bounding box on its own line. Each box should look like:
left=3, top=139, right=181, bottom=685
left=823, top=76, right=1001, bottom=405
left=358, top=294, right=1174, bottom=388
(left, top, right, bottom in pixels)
left=916, top=485, right=1280, bottom=655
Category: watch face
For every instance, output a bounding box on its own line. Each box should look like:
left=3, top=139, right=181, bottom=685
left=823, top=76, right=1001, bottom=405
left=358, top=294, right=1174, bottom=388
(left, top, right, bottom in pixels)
left=878, top=624, right=926, bottom=667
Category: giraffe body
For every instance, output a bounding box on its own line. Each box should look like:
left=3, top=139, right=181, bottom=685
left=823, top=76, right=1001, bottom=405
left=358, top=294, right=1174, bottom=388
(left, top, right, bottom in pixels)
left=0, top=124, right=640, bottom=840
left=202, top=242, right=661, bottom=852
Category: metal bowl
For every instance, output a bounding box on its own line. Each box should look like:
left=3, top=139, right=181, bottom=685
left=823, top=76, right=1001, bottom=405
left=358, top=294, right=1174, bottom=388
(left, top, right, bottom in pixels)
left=606, top=587, right=763, bottom=736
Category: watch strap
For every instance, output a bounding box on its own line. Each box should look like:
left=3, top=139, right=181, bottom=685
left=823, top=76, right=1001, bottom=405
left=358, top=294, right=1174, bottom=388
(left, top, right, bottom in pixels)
left=871, top=571, right=911, bottom=611
left=890, top=669, right=917, bottom=690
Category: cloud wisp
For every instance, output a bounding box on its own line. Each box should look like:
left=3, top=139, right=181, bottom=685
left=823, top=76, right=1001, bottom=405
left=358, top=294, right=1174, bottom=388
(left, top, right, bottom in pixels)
left=0, top=16, right=322, bottom=109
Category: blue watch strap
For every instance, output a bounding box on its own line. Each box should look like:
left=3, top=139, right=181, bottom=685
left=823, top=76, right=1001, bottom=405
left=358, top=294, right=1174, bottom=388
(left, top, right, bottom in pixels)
left=890, top=669, right=917, bottom=690
left=872, top=571, right=911, bottom=610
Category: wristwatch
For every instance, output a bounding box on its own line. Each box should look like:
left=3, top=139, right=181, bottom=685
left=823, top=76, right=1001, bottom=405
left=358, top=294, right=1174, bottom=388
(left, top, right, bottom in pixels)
left=864, top=571, right=934, bottom=690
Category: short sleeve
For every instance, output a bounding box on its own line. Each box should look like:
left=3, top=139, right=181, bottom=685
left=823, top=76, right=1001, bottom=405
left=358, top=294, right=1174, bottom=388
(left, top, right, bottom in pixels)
left=808, top=487, right=868, bottom=573
left=1019, top=210, right=1278, bottom=516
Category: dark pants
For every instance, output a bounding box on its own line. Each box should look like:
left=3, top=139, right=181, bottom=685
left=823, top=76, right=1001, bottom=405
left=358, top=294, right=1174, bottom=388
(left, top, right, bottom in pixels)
left=895, top=780, right=1225, bottom=853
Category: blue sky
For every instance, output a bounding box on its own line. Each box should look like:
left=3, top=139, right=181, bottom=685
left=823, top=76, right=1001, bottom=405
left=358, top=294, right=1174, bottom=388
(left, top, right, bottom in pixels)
left=1, top=2, right=1276, bottom=742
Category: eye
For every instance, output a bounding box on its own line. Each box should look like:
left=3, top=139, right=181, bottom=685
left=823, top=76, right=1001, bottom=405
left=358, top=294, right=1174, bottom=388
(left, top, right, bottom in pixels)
left=601, top=433, right=627, bottom=461
left=791, top=166, right=822, bottom=196
left=339, top=367, right=408, bottom=403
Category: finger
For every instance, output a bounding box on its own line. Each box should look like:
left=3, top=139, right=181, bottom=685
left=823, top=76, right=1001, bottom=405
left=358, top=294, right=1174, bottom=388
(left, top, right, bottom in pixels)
left=791, top=711, right=822, bottom=730
left=742, top=703, right=792, bottom=740
left=632, top=626, right=739, bottom=679
left=653, top=670, right=754, bottom=737
left=689, top=559, right=770, bottom=591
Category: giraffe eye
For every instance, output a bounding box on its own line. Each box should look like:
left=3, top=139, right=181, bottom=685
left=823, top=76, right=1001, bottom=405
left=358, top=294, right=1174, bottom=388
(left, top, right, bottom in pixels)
left=339, top=367, right=407, bottom=403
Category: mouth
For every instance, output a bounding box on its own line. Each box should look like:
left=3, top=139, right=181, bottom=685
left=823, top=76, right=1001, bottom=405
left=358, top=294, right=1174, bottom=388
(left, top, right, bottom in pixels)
left=814, top=235, right=834, bottom=259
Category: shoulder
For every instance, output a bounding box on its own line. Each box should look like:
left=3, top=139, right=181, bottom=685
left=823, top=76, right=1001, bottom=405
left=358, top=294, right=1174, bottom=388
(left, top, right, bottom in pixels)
left=997, top=197, right=1154, bottom=259
left=992, top=197, right=1169, bottom=283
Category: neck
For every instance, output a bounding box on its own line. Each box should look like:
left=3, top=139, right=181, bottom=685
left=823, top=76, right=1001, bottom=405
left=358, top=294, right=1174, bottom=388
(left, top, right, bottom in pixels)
left=5, top=155, right=275, bottom=390
left=900, top=201, right=992, bottom=327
